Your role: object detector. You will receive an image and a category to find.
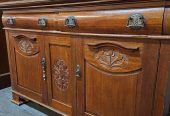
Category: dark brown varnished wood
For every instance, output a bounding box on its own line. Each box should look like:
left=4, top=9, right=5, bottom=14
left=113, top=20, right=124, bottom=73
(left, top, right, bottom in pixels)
left=0, top=0, right=163, bottom=9
left=163, top=7, right=170, bottom=35
left=2, top=13, right=56, bottom=30
left=153, top=41, right=170, bottom=116
left=58, top=8, right=164, bottom=35
left=2, top=8, right=164, bottom=35
left=45, top=34, right=76, bottom=115
left=6, top=30, right=48, bottom=104
left=1, top=1, right=170, bottom=116
left=77, top=37, right=160, bottom=116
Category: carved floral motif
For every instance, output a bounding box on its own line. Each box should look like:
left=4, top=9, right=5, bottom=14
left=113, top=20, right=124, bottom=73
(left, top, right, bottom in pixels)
left=53, top=59, right=69, bottom=91
left=95, top=49, right=128, bottom=68
left=13, top=35, right=38, bottom=55
left=18, top=39, right=33, bottom=54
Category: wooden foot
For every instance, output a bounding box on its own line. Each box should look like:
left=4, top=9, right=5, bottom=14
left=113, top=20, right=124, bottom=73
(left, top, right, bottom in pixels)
left=11, top=92, right=24, bottom=106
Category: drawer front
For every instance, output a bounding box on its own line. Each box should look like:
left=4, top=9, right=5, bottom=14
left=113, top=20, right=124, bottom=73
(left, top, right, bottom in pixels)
left=2, top=13, right=56, bottom=30
left=58, top=7, right=164, bottom=35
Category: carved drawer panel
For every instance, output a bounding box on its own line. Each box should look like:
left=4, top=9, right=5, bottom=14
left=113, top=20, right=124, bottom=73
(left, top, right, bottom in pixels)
left=2, top=13, right=56, bottom=30
left=58, top=7, right=163, bottom=35
left=84, top=39, right=143, bottom=74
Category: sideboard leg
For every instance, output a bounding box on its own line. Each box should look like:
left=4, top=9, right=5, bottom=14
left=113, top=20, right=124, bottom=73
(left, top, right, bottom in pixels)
left=11, top=92, right=23, bottom=106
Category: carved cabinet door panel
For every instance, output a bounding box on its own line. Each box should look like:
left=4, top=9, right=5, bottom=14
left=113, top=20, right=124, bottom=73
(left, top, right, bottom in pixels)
left=45, top=35, right=76, bottom=115
left=76, top=38, right=160, bottom=116
left=7, top=31, right=46, bottom=103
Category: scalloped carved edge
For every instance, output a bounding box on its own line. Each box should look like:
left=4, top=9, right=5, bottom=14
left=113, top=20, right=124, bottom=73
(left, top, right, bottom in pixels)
left=86, top=42, right=142, bottom=73
left=12, top=35, right=36, bottom=40
left=86, top=42, right=140, bottom=51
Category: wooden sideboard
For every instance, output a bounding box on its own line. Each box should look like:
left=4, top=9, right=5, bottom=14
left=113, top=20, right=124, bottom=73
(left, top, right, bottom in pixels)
left=0, top=11, right=10, bottom=89
left=1, top=0, right=170, bottom=116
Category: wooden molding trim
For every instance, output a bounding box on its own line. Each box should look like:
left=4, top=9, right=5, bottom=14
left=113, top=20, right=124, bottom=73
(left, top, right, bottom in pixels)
left=4, top=27, right=170, bottom=40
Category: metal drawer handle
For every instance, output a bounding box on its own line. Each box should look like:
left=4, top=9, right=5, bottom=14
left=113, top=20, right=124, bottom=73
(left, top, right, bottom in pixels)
left=127, top=13, right=145, bottom=29
left=75, top=65, right=81, bottom=78
left=7, top=16, right=15, bottom=25
left=38, top=16, right=47, bottom=27
left=65, top=16, right=76, bottom=28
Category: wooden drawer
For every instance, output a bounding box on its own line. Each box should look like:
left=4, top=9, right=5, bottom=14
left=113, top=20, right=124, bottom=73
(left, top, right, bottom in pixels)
left=57, top=7, right=164, bottom=35
left=2, top=13, right=56, bottom=30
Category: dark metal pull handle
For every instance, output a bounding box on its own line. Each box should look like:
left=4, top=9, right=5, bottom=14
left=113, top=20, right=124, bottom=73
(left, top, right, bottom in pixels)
left=127, top=13, right=145, bottom=29
left=38, top=16, right=47, bottom=27
left=7, top=16, right=15, bottom=25
left=76, top=65, right=81, bottom=78
left=41, top=57, right=46, bottom=80
left=65, top=16, right=76, bottom=28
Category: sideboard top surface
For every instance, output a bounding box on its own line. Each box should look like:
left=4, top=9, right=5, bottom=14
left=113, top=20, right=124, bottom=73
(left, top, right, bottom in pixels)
left=0, top=0, right=166, bottom=9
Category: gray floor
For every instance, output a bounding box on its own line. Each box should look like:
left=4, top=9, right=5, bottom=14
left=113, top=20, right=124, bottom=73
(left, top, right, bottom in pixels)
left=0, top=87, right=61, bottom=116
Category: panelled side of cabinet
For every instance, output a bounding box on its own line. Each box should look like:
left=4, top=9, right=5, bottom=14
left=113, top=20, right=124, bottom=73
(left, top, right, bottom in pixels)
left=153, top=6, right=170, bottom=115
left=153, top=41, right=170, bottom=116
left=76, top=37, right=160, bottom=116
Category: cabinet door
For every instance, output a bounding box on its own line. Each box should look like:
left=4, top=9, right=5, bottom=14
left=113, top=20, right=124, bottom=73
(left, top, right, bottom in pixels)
left=76, top=38, right=160, bottom=116
left=45, top=35, right=76, bottom=115
left=7, top=31, right=46, bottom=103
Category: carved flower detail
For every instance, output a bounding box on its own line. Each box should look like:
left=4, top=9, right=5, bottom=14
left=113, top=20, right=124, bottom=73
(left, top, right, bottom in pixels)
left=18, top=40, right=33, bottom=54
left=53, top=59, right=69, bottom=91
left=95, top=49, right=128, bottom=68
